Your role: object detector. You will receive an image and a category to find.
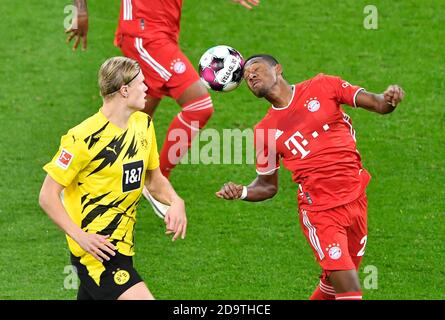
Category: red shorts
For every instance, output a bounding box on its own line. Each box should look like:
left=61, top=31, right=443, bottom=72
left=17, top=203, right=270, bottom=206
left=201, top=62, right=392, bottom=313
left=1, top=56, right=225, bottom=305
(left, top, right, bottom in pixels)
left=116, top=35, right=200, bottom=100
left=299, top=193, right=368, bottom=274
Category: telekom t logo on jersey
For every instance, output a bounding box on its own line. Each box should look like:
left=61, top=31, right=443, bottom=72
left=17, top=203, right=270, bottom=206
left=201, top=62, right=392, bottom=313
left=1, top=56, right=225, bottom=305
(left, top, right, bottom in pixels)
left=283, top=124, right=331, bottom=159
left=284, top=131, right=310, bottom=159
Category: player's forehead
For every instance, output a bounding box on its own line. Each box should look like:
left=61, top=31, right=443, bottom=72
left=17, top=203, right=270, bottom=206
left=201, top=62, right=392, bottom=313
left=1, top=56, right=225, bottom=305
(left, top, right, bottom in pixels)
left=133, top=71, right=144, bottom=83
left=243, top=58, right=268, bottom=75
left=245, top=58, right=267, bottom=69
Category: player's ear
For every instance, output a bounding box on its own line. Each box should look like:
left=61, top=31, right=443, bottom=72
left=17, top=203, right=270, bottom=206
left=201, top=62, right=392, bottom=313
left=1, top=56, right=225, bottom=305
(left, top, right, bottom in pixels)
left=120, top=85, right=129, bottom=98
left=275, top=64, right=283, bottom=76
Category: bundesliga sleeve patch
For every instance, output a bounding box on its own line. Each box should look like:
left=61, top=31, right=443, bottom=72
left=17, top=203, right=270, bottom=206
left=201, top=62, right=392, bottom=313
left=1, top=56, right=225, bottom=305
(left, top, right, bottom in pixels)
left=56, top=149, right=74, bottom=169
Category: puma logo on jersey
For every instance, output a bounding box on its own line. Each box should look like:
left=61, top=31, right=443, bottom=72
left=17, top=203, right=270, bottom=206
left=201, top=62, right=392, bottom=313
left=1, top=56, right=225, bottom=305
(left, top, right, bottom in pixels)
left=106, top=146, right=118, bottom=155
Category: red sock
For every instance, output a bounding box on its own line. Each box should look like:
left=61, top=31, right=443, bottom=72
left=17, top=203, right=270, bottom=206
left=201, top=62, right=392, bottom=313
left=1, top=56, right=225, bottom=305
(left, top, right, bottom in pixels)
left=309, top=279, right=336, bottom=300
left=159, top=115, right=197, bottom=178
left=159, top=95, right=213, bottom=178
left=335, top=291, right=362, bottom=300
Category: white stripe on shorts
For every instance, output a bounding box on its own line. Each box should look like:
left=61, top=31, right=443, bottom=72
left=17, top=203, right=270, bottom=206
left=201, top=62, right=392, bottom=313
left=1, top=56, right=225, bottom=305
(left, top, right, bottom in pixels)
left=123, top=0, right=133, bottom=20
left=135, top=38, right=172, bottom=81
left=302, top=210, right=325, bottom=260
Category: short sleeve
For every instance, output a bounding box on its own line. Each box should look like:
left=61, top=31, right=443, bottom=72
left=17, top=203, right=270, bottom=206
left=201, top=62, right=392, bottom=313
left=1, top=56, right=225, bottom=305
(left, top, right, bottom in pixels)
left=323, top=75, right=365, bottom=108
left=146, top=120, right=160, bottom=171
left=254, top=125, right=280, bottom=175
left=43, top=132, right=90, bottom=187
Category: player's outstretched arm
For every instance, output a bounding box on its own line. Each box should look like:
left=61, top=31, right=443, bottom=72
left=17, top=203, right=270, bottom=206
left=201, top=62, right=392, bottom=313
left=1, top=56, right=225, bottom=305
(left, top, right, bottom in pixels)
left=145, top=168, right=187, bottom=241
left=65, top=0, right=89, bottom=51
left=355, top=85, right=405, bottom=114
left=216, top=170, right=278, bottom=202
left=39, top=175, right=116, bottom=262
left=231, top=0, right=260, bottom=10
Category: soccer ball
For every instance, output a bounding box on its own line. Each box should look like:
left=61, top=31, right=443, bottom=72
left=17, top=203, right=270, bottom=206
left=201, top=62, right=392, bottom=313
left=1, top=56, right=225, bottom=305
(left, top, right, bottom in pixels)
left=198, top=45, right=244, bottom=92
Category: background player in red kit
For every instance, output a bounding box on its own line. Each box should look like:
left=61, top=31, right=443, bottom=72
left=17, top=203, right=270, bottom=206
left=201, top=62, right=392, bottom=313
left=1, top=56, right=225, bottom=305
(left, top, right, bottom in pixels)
left=66, top=0, right=260, bottom=179
left=216, top=55, right=405, bottom=300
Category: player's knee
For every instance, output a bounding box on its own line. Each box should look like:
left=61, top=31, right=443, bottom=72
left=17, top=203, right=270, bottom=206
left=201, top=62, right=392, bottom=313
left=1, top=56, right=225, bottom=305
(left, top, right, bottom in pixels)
left=328, top=269, right=361, bottom=293
left=181, top=96, right=214, bottom=129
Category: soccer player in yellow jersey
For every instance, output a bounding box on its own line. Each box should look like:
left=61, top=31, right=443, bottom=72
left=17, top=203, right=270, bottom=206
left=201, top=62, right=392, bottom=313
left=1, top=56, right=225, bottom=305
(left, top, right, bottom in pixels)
left=39, top=56, right=187, bottom=300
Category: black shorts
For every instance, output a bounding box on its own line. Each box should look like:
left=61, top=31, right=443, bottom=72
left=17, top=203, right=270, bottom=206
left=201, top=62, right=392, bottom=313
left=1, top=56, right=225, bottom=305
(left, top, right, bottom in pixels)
left=71, top=252, right=143, bottom=300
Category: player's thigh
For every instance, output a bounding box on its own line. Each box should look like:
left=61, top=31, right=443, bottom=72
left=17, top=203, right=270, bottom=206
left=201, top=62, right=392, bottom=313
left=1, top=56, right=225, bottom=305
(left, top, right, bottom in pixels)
left=118, top=35, right=170, bottom=99
left=77, top=283, right=94, bottom=300
left=345, top=194, right=368, bottom=266
left=162, top=46, right=203, bottom=101
left=126, top=37, right=201, bottom=101
left=328, top=270, right=361, bottom=293
left=71, top=252, right=145, bottom=300
left=176, top=80, right=209, bottom=106
left=299, top=208, right=355, bottom=271
left=118, top=281, right=155, bottom=300
left=119, top=36, right=206, bottom=104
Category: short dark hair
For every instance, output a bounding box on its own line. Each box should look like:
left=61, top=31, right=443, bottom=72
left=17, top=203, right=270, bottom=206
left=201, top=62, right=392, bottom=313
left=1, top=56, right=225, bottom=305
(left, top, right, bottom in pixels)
left=244, top=54, right=279, bottom=67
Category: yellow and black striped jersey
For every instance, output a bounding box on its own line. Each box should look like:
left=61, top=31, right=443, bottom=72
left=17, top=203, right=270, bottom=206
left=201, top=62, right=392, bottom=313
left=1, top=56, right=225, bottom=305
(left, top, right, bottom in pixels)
left=44, top=110, right=159, bottom=258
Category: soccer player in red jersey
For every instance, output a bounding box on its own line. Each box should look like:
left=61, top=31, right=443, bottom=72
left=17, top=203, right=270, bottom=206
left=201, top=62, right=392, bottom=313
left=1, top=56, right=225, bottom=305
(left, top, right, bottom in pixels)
left=66, top=0, right=259, bottom=179
left=216, top=55, right=405, bottom=300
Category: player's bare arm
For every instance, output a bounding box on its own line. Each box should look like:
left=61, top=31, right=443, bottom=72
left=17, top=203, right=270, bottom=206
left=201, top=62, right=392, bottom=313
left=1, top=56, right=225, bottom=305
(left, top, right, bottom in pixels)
left=355, top=85, right=405, bottom=114
left=66, top=0, right=89, bottom=51
left=216, top=170, right=278, bottom=201
left=232, top=0, right=260, bottom=10
left=145, top=168, right=187, bottom=241
left=39, top=175, right=116, bottom=262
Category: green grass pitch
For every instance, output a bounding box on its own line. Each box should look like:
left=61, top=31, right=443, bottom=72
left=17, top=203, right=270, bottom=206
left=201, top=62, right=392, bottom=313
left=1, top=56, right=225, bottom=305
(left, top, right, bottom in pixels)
left=0, top=0, right=444, bottom=299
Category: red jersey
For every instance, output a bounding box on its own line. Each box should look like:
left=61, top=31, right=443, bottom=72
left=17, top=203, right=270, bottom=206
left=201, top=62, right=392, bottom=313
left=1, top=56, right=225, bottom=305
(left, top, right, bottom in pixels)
left=255, top=74, right=371, bottom=211
left=116, top=0, right=182, bottom=43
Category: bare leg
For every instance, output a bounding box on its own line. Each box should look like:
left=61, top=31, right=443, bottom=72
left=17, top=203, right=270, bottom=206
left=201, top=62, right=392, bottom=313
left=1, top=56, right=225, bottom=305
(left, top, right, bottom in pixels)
left=117, top=281, right=155, bottom=300
left=328, top=269, right=361, bottom=293
left=159, top=80, right=212, bottom=178
left=177, top=80, right=208, bottom=105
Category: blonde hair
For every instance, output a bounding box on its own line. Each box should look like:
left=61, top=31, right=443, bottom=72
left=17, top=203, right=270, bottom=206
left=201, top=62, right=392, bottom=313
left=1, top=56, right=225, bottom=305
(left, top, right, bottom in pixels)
left=98, top=56, right=140, bottom=99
